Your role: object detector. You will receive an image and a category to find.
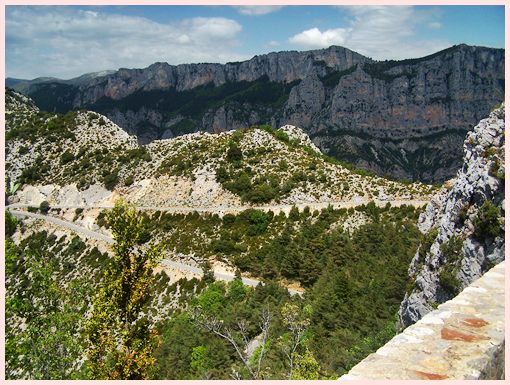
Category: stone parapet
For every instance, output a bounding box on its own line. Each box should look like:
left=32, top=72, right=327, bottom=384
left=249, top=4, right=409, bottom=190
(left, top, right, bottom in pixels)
left=340, top=261, right=505, bottom=380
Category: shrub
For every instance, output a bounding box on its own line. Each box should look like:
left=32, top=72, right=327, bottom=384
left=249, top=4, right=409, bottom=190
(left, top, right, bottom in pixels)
left=124, top=175, right=134, bottom=186
left=246, top=183, right=277, bottom=203
left=457, top=204, right=469, bottom=226
left=5, top=211, right=18, bottom=236
left=473, top=201, right=502, bottom=241
left=417, top=227, right=438, bottom=263
left=439, top=268, right=461, bottom=296
left=103, top=170, right=119, bottom=191
left=246, top=210, right=271, bottom=236
left=227, top=172, right=251, bottom=195
left=274, top=130, right=290, bottom=143
left=226, top=142, right=243, bottom=164
left=60, top=151, right=75, bottom=165
left=440, top=236, right=463, bottom=264
left=39, top=201, right=50, bottom=214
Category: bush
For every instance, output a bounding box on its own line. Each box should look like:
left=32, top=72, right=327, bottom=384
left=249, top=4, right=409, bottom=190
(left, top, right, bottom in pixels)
left=226, top=142, right=243, bottom=164
left=473, top=201, right=502, bottom=241
left=5, top=211, right=18, bottom=237
left=440, top=236, right=463, bottom=264
left=103, top=170, right=119, bottom=191
left=439, top=268, right=461, bottom=296
left=246, top=183, right=277, bottom=203
left=227, top=172, right=251, bottom=195
left=274, top=130, right=290, bottom=143
left=246, top=210, right=271, bottom=235
left=60, top=151, right=75, bottom=165
left=39, top=201, right=50, bottom=214
left=124, top=175, right=134, bottom=186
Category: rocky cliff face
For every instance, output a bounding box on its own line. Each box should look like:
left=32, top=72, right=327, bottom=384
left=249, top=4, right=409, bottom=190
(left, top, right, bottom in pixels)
left=398, top=104, right=505, bottom=328
left=11, top=44, right=504, bottom=182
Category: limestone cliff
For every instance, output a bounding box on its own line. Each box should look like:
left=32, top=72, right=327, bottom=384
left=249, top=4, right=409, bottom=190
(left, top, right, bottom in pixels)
left=398, top=104, right=505, bottom=328
left=10, top=44, right=504, bottom=182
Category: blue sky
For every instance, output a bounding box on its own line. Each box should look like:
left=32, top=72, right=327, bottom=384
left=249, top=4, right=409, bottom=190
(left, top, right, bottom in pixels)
left=6, top=5, right=505, bottom=79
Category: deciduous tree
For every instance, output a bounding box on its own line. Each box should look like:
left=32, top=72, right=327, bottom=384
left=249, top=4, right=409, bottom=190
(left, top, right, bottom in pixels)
left=85, top=200, right=162, bottom=379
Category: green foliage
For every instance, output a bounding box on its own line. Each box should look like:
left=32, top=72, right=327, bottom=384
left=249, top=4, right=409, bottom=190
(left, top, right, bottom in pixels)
left=439, top=268, right=461, bottom=297
left=417, top=227, right=439, bottom=263
left=39, top=200, right=50, bottom=214
left=5, top=210, right=18, bottom=237
left=473, top=200, right=502, bottom=241
left=320, top=64, right=358, bottom=87
left=361, top=45, right=463, bottom=82
left=169, top=119, right=196, bottom=136
left=190, top=345, right=214, bottom=379
left=88, top=76, right=299, bottom=125
left=226, top=141, right=243, bottom=164
left=440, top=235, right=464, bottom=264
left=60, top=150, right=75, bottom=165
left=457, top=204, right=469, bottom=226
left=274, top=130, right=290, bottom=142
left=437, top=235, right=464, bottom=297
left=291, top=349, right=321, bottom=380
left=85, top=200, right=163, bottom=379
left=5, top=232, right=91, bottom=379
left=102, top=169, right=119, bottom=191
left=19, top=156, right=50, bottom=185
left=147, top=204, right=421, bottom=378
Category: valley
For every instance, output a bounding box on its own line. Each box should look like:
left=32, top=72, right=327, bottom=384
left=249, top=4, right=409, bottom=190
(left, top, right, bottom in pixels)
left=4, top=44, right=505, bottom=380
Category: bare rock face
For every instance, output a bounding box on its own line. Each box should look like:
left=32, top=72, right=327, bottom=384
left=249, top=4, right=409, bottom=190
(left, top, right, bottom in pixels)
left=11, top=44, right=504, bottom=182
left=398, top=104, right=505, bottom=329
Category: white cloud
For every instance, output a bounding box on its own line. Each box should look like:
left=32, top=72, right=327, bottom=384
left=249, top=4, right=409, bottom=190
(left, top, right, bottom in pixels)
left=289, top=6, right=450, bottom=60
left=428, top=21, right=442, bottom=29
left=6, top=7, right=247, bottom=79
left=267, top=40, right=280, bottom=48
left=236, top=6, right=283, bottom=16
left=289, top=27, right=350, bottom=49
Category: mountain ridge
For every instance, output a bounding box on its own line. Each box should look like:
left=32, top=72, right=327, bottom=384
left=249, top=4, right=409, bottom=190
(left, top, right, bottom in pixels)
left=5, top=89, right=434, bottom=209
left=7, top=44, right=505, bottom=183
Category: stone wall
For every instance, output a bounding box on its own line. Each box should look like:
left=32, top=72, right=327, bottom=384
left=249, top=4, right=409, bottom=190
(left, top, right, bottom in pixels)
left=340, top=261, right=505, bottom=380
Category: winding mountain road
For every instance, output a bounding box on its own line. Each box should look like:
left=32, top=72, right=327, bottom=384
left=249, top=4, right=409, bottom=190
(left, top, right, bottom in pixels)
left=7, top=198, right=430, bottom=216
left=8, top=197, right=430, bottom=296
left=9, top=209, right=303, bottom=295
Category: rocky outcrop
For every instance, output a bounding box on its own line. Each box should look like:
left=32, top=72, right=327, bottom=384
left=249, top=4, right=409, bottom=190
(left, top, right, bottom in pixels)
left=278, top=124, right=321, bottom=153
left=398, top=104, right=505, bottom=328
left=10, top=44, right=504, bottom=182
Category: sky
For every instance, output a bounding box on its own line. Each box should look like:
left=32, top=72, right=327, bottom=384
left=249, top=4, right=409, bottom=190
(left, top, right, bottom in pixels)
left=5, top=5, right=505, bottom=80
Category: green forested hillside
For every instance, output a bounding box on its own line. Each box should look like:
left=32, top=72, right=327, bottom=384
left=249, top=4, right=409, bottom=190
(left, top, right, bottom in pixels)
left=6, top=203, right=423, bottom=379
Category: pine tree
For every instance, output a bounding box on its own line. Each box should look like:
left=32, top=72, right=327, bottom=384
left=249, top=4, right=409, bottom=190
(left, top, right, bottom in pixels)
left=85, top=200, right=162, bottom=379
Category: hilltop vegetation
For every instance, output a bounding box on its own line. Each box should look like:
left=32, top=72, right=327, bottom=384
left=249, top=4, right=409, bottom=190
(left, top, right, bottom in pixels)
left=6, top=89, right=433, bottom=208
